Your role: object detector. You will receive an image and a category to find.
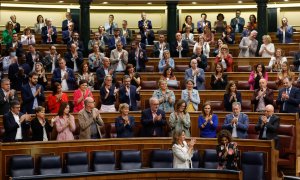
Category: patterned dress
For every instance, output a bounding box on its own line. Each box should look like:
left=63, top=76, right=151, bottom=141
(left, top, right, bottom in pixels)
left=216, top=142, right=239, bottom=170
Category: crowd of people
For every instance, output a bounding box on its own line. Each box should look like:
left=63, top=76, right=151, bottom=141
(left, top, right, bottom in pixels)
left=0, top=10, right=300, bottom=171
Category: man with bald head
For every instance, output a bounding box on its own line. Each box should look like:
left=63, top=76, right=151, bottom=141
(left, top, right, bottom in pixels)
left=255, top=104, right=280, bottom=149
left=251, top=78, right=274, bottom=112
left=78, top=97, right=104, bottom=139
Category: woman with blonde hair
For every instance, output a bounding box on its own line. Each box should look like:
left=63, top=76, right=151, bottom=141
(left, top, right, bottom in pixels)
left=169, top=99, right=191, bottom=137
left=276, top=61, right=295, bottom=88
left=268, top=48, right=287, bottom=72
left=259, top=35, right=275, bottom=57
left=152, top=79, right=175, bottom=112
left=115, top=103, right=135, bottom=138
left=181, top=79, right=200, bottom=112
left=215, top=44, right=233, bottom=72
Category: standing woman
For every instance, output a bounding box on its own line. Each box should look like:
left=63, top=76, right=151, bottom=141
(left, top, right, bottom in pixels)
left=259, top=35, right=275, bottom=58
left=182, top=15, right=195, bottom=33
left=213, top=39, right=225, bottom=57
left=73, top=79, right=94, bottom=113
left=223, top=81, right=242, bottom=111
left=77, top=61, right=95, bottom=90
left=198, top=102, right=218, bottom=138
left=100, top=75, right=118, bottom=112
left=152, top=79, right=176, bottom=112
left=54, top=103, right=76, bottom=141
left=88, top=44, right=104, bottom=72
left=214, top=13, right=227, bottom=33
left=47, top=82, right=69, bottom=113
left=21, top=27, right=36, bottom=45
left=115, top=103, right=135, bottom=138
left=214, top=44, right=233, bottom=72
left=268, top=48, right=287, bottom=72
left=202, top=25, right=215, bottom=45
left=222, top=25, right=235, bottom=44
left=210, top=62, right=228, bottom=90
left=33, top=62, right=48, bottom=90
left=181, top=79, right=200, bottom=112
left=34, top=15, right=45, bottom=34
left=216, top=130, right=239, bottom=170
left=31, top=106, right=54, bottom=141
left=169, top=99, right=191, bottom=137
left=249, top=14, right=257, bottom=30
left=276, top=61, right=295, bottom=88
left=248, top=63, right=268, bottom=90
left=125, top=64, right=141, bottom=88
left=172, top=129, right=196, bottom=169
left=182, top=25, right=195, bottom=45
left=2, top=21, right=16, bottom=45
left=193, top=35, right=210, bottom=57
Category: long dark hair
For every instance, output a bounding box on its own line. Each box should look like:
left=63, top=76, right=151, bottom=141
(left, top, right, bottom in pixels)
left=254, top=63, right=266, bottom=77
left=57, top=102, right=69, bottom=117
left=52, top=82, right=61, bottom=95
left=162, top=65, right=174, bottom=78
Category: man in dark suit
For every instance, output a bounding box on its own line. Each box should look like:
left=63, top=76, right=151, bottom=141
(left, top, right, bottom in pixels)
left=276, top=77, right=300, bottom=113
left=21, top=72, right=45, bottom=114
left=62, top=12, right=77, bottom=31
left=62, top=22, right=74, bottom=44
left=67, top=32, right=83, bottom=53
left=128, top=41, right=148, bottom=72
left=6, top=33, right=23, bottom=57
left=119, top=75, right=141, bottom=111
left=255, top=104, right=280, bottom=149
left=138, top=12, right=152, bottom=33
left=108, top=28, right=126, bottom=50
left=64, top=43, right=83, bottom=72
left=10, top=15, right=21, bottom=33
left=3, top=101, right=31, bottom=142
left=222, top=102, right=249, bottom=139
left=120, top=20, right=133, bottom=45
left=171, top=33, right=189, bottom=58
left=190, top=45, right=208, bottom=70
left=153, top=34, right=170, bottom=58
left=25, top=44, right=43, bottom=71
left=0, top=78, right=18, bottom=115
left=41, top=18, right=57, bottom=44
left=141, top=97, right=166, bottom=137
left=251, top=79, right=274, bottom=112
left=197, top=13, right=211, bottom=33
left=96, top=57, right=116, bottom=89
left=52, top=58, right=76, bottom=91
left=140, top=27, right=155, bottom=45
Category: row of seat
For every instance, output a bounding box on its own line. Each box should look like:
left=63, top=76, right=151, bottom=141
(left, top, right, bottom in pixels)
left=9, top=150, right=264, bottom=180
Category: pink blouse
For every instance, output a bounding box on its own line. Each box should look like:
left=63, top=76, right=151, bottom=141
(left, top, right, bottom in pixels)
left=55, top=115, right=76, bottom=141
left=248, top=71, right=269, bottom=90
left=73, top=89, right=94, bottom=113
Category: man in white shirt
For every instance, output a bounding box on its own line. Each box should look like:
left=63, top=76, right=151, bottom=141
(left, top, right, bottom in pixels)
left=0, top=78, right=18, bottom=115
left=223, top=102, right=249, bottom=139
left=3, top=100, right=31, bottom=142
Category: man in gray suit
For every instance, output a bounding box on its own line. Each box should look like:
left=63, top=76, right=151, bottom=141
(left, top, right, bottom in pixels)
left=184, top=59, right=205, bottom=90
left=238, top=30, right=258, bottom=57
left=110, top=40, right=128, bottom=72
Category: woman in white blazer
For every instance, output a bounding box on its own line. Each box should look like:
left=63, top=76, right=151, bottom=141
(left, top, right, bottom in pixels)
left=181, top=79, right=200, bottom=112
left=172, top=129, right=196, bottom=168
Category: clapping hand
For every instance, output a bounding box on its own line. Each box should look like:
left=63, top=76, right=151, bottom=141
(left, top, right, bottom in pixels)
left=188, top=138, right=196, bottom=148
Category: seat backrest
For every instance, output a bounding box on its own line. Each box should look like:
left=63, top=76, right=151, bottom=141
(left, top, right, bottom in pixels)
left=278, top=125, right=295, bottom=159
left=65, top=152, right=89, bottom=173
left=267, top=81, right=278, bottom=90
left=120, top=150, right=142, bottom=170
left=191, top=150, right=201, bottom=168
left=110, top=123, right=117, bottom=138
left=145, top=65, right=154, bottom=72
left=247, top=124, right=259, bottom=139
left=10, top=155, right=34, bottom=177
left=241, top=152, right=264, bottom=180
left=150, top=150, right=173, bottom=168
left=237, top=81, right=250, bottom=90
left=241, top=100, right=253, bottom=112
left=0, top=126, right=5, bottom=142
left=237, top=65, right=252, bottom=72
left=39, top=155, right=62, bottom=175
left=209, top=101, right=224, bottom=111
left=141, top=81, right=158, bottom=90
left=203, top=149, right=218, bottom=169
left=175, top=65, right=189, bottom=72
left=92, top=151, right=115, bottom=171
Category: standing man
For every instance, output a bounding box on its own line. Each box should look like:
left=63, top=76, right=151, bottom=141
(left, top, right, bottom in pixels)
left=120, top=20, right=133, bottom=45
left=78, top=97, right=104, bottom=139
left=153, top=34, right=170, bottom=59
left=255, top=104, right=280, bottom=149
left=276, top=77, right=300, bottom=113
left=238, top=30, right=258, bottom=57
left=128, top=41, right=148, bottom=72
left=276, top=17, right=293, bottom=44
left=230, top=10, right=245, bottom=33
left=41, top=18, right=57, bottom=44
left=184, top=59, right=205, bottom=90
left=197, top=13, right=211, bottom=33
left=138, top=12, right=152, bottom=33
left=96, top=57, right=116, bottom=89
left=141, top=97, right=166, bottom=137
left=0, top=78, right=18, bottom=115
left=52, top=58, right=76, bottom=91
left=110, top=40, right=128, bottom=72
left=119, top=75, right=141, bottom=111
left=222, top=102, right=249, bottom=139
left=3, top=101, right=31, bottom=142
left=21, top=72, right=45, bottom=114
left=104, top=14, right=118, bottom=36
left=62, top=12, right=75, bottom=31
left=62, top=22, right=74, bottom=44
left=190, top=45, right=208, bottom=70
left=171, top=33, right=189, bottom=58
left=64, top=43, right=83, bottom=72
left=251, top=78, right=274, bottom=112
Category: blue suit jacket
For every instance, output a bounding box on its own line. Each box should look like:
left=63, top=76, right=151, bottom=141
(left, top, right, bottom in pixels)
left=141, top=108, right=166, bottom=137
left=138, top=20, right=152, bottom=32
left=108, top=36, right=126, bottom=50
left=41, top=26, right=57, bottom=44
left=3, top=111, right=31, bottom=142
left=140, top=30, right=155, bottom=45
left=64, top=51, right=83, bottom=70
left=170, top=40, right=189, bottom=57
left=21, top=83, right=45, bottom=114
left=115, top=116, right=135, bottom=138
left=222, top=113, right=249, bottom=139
left=276, top=26, right=293, bottom=43
left=119, top=85, right=140, bottom=111
left=276, top=87, right=300, bottom=113
left=62, top=30, right=72, bottom=44
left=51, top=68, right=76, bottom=90
left=184, top=68, right=205, bottom=90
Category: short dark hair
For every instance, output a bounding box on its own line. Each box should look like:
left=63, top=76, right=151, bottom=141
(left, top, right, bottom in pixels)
left=35, top=106, right=45, bottom=114
left=52, top=82, right=61, bottom=95
left=29, top=71, right=38, bottom=78
left=10, top=100, right=20, bottom=109
left=201, top=13, right=207, bottom=17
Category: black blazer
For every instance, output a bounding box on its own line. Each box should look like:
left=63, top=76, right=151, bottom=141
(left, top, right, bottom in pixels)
left=276, top=87, right=300, bottom=113
left=128, top=48, right=148, bottom=72
left=0, top=89, right=19, bottom=115
left=210, top=74, right=228, bottom=90
left=6, top=41, right=23, bottom=57
left=170, top=40, right=189, bottom=57
left=251, top=88, right=274, bottom=111
left=21, top=83, right=45, bottom=114
left=3, top=111, right=30, bottom=142
left=141, top=108, right=166, bottom=137
left=223, top=91, right=242, bottom=111
left=26, top=51, right=43, bottom=70
left=30, top=117, right=53, bottom=141
left=64, top=51, right=83, bottom=70
left=255, top=115, right=280, bottom=149
left=119, top=85, right=140, bottom=111
left=95, top=67, right=116, bottom=89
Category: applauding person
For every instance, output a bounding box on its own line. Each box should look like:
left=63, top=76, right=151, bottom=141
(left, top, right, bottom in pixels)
left=181, top=79, right=200, bottom=112
left=198, top=102, right=218, bottom=138
left=251, top=79, right=274, bottom=112
left=31, top=106, right=54, bottom=141
left=119, top=75, right=141, bottom=111
left=215, top=44, right=233, bottom=72
left=73, top=80, right=94, bottom=113
left=55, top=102, right=76, bottom=141
left=169, top=100, right=191, bottom=137
left=224, top=81, right=242, bottom=112
left=100, top=75, right=118, bottom=112
left=248, top=63, right=268, bottom=90
left=211, top=63, right=228, bottom=90
left=47, top=82, right=69, bottom=113
left=115, top=103, right=135, bottom=138
left=152, top=80, right=175, bottom=112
